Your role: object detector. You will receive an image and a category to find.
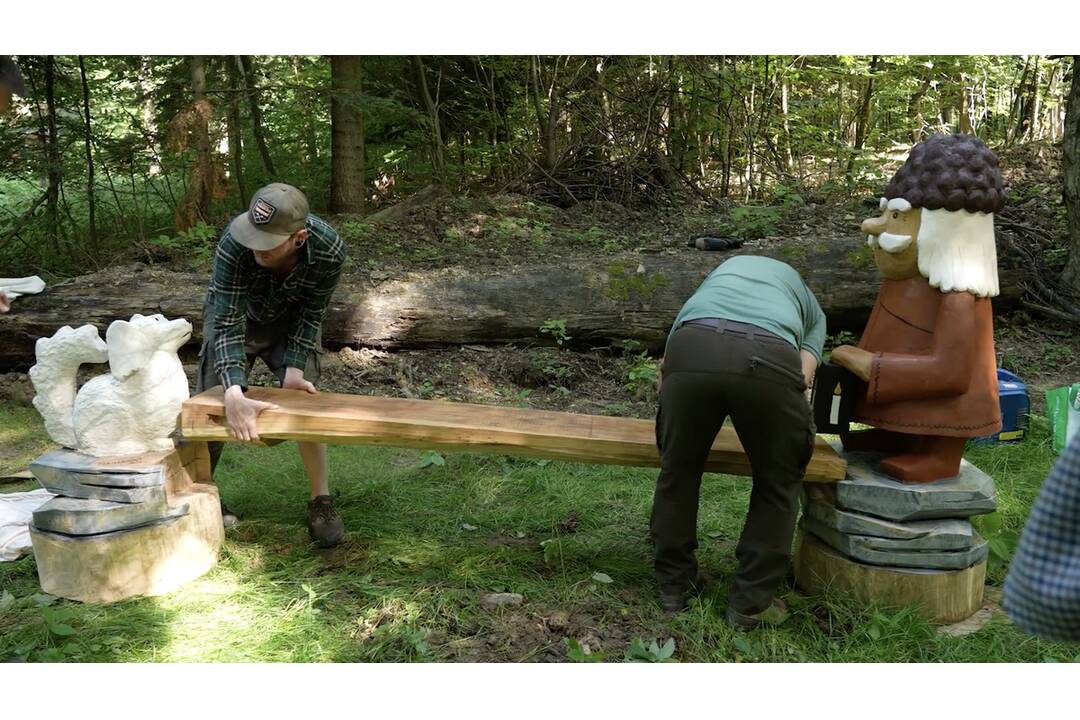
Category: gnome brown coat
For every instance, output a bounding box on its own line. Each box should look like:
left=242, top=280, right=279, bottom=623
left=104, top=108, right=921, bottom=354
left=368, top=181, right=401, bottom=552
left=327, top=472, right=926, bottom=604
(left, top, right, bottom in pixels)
left=852, top=276, right=1001, bottom=437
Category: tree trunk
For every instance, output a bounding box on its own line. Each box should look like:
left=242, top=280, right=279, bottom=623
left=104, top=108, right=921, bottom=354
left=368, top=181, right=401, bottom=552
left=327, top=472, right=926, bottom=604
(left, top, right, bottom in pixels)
left=1014, top=56, right=1041, bottom=142
left=1, top=244, right=1027, bottom=371
left=176, top=55, right=214, bottom=231
left=293, top=56, right=320, bottom=165
left=848, top=55, right=881, bottom=178
left=226, top=56, right=247, bottom=203
left=77, top=56, right=98, bottom=251
left=907, top=72, right=932, bottom=142
left=1061, top=57, right=1080, bottom=292
left=530, top=56, right=559, bottom=173
left=330, top=55, right=366, bottom=214
left=411, top=56, right=446, bottom=182
left=239, top=55, right=276, bottom=178
left=959, top=82, right=972, bottom=135
left=44, top=55, right=62, bottom=255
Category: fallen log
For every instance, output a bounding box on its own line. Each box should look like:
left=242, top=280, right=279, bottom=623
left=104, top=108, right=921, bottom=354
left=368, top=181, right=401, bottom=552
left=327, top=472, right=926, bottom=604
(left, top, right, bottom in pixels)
left=0, top=241, right=1024, bottom=371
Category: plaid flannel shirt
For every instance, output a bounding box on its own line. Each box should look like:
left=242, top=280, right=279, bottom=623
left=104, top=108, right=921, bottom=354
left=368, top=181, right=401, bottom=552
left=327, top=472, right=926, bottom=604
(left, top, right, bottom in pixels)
left=1004, top=434, right=1080, bottom=641
left=207, top=213, right=345, bottom=390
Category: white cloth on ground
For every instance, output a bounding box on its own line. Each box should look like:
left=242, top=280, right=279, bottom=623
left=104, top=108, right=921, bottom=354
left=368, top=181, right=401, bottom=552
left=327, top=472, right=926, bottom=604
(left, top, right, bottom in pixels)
left=0, top=488, right=55, bottom=561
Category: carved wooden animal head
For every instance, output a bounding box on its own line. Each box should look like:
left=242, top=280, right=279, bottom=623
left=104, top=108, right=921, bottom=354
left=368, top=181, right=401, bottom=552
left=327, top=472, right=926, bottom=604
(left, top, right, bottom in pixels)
left=105, top=314, right=193, bottom=380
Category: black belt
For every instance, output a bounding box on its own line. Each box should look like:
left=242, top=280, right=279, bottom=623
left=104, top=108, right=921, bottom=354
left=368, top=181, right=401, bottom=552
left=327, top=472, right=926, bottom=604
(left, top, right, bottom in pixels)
left=680, top=317, right=788, bottom=344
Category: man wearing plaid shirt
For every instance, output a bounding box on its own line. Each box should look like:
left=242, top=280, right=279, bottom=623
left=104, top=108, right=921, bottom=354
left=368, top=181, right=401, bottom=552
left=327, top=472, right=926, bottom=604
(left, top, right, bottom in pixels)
left=1004, top=434, right=1080, bottom=641
left=196, top=183, right=346, bottom=547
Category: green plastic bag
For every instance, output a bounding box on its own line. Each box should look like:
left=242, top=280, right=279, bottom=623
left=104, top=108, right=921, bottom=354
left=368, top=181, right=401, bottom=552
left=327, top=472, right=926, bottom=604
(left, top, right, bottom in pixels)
left=1046, top=383, right=1080, bottom=454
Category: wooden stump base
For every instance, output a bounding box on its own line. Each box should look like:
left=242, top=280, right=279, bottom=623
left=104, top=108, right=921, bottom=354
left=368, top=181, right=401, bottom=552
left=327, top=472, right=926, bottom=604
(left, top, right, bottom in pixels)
left=30, top=483, right=223, bottom=603
left=794, top=529, right=986, bottom=623
left=28, top=441, right=222, bottom=604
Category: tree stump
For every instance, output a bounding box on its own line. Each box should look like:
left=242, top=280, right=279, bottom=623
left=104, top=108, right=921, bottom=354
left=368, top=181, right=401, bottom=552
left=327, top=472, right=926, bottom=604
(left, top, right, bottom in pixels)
left=794, top=530, right=986, bottom=624
left=28, top=442, right=223, bottom=604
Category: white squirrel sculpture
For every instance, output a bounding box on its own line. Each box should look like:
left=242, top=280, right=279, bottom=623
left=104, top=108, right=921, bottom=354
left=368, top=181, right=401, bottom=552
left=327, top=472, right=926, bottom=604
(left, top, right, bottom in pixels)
left=29, top=314, right=193, bottom=457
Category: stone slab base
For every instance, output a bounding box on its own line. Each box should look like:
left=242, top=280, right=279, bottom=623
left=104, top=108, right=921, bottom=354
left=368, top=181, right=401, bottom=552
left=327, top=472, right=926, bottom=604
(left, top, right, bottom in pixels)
left=835, top=451, right=996, bottom=521
left=794, top=529, right=986, bottom=624
left=805, top=498, right=975, bottom=550
left=29, top=483, right=223, bottom=604
left=802, top=517, right=988, bottom=569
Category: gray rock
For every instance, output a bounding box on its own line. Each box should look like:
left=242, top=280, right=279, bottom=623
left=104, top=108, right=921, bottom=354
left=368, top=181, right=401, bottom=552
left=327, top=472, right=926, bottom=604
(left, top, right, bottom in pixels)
left=835, top=452, right=996, bottom=521
left=31, top=496, right=188, bottom=536
left=802, top=517, right=988, bottom=570
left=30, top=463, right=165, bottom=503
left=805, top=500, right=976, bottom=550
left=481, top=592, right=524, bottom=610
left=70, top=472, right=164, bottom=489
left=30, top=448, right=163, bottom=476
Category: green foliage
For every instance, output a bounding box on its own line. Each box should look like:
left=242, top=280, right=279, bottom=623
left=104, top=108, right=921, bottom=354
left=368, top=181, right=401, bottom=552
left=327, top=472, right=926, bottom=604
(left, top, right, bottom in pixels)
left=150, top=221, right=218, bottom=266
left=827, top=330, right=857, bottom=347
left=539, top=319, right=571, bottom=347
left=528, top=349, right=571, bottom=387
left=603, top=261, right=668, bottom=301
left=565, top=636, right=605, bottom=662
left=488, top=216, right=551, bottom=248
left=417, top=450, right=446, bottom=468
left=973, top=512, right=1021, bottom=574
left=772, top=184, right=805, bottom=208
left=624, top=352, right=659, bottom=399
left=721, top=205, right=782, bottom=240
left=2, top=54, right=1075, bottom=277
left=846, top=244, right=875, bottom=270
left=625, top=637, right=677, bottom=663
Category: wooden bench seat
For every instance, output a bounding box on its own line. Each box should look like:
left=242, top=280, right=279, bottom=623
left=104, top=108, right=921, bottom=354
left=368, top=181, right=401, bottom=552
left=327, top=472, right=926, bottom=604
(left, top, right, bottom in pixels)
left=180, top=386, right=846, bottom=482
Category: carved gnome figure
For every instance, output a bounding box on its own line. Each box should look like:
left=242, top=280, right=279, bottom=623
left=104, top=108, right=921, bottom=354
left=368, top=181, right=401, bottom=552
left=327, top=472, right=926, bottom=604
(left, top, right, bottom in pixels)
left=831, top=134, right=1005, bottom=483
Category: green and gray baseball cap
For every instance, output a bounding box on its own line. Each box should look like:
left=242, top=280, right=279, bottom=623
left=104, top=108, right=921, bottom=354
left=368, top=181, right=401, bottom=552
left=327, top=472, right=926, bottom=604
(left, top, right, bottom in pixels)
left=229, top=182, right=310, bottom=251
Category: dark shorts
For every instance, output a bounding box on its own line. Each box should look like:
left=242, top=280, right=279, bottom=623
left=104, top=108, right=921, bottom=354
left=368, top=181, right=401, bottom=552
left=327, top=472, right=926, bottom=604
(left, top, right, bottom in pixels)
left=195, top=293, right=323, bottom=393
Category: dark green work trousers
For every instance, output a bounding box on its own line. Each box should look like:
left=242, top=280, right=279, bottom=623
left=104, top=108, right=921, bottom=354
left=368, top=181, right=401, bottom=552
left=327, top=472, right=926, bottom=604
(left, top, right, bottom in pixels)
left=650, top=320, right=815, bottom=615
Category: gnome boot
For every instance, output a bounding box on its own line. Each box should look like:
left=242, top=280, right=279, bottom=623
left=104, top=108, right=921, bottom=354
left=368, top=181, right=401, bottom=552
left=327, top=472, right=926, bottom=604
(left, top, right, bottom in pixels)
left=879, top=435, right=967, bottom=484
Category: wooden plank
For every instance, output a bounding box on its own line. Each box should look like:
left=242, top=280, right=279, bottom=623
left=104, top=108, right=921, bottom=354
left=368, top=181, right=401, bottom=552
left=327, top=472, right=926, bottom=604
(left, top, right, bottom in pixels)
left=180, top=387, right=847, bottom=483
left=794, top=530, right=986, bottom=623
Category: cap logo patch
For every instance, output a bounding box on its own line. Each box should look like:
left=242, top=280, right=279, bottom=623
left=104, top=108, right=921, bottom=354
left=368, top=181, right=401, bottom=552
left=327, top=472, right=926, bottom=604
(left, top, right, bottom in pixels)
left=251, top=197, right=276, bottom=225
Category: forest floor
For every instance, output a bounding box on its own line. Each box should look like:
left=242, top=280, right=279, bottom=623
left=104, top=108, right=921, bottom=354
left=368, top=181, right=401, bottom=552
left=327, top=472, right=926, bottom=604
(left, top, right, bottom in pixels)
left=1, top=142, right=1078, bottom=662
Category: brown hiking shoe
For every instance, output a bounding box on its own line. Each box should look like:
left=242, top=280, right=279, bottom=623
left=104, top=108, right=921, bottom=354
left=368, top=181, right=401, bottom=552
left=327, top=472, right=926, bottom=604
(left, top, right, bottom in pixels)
left=726, top=597, right=789, bottom=630
left=307, top=495, right=344, bottom=548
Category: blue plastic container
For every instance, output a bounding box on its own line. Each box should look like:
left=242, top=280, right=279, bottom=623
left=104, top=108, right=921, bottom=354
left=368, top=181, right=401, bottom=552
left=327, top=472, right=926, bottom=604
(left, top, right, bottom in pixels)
left=974, top=369, right=1030, bottom=445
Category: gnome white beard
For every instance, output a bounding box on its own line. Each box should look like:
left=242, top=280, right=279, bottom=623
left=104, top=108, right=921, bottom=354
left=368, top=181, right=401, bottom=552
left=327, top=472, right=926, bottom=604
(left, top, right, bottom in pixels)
left=916, top=208, right=999, bottom=298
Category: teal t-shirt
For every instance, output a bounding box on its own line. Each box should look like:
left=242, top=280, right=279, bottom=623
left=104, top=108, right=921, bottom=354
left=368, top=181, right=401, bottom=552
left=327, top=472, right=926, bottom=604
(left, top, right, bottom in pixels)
left=668, top=255, right=826, bottom=360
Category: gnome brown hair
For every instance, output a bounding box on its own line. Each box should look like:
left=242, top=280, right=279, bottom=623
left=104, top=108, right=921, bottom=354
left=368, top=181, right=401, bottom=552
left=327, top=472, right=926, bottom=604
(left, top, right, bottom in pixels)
left=884, top=134, right=1006, bottom=214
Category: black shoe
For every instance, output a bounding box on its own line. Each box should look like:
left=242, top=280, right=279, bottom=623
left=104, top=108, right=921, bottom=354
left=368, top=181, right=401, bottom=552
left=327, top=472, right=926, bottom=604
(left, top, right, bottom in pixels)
left=658, top=573, right=710, bottom=613
left=307, top=495, right=345, bottom=548
left=220, top=502, right=239, bottom=529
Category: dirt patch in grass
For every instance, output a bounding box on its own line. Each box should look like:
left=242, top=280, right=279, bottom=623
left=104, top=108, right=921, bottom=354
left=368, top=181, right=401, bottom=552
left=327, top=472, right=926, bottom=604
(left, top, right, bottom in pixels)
left=436, top=600, right=667, bottom=662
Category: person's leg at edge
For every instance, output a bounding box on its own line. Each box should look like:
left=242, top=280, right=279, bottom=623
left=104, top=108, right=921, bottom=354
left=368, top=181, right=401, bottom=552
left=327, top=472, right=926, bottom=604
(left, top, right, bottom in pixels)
left=725, top=347, right=813, bottom=625
left=299, top=441, right=329, bottom=498
left=650, top=330, right=729, bottom=611
left=264, top=338, right=345, bottom=548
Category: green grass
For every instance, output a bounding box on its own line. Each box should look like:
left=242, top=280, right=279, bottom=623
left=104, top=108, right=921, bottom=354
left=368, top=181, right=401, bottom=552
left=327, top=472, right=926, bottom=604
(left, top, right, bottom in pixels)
left=1, top=402, right=1077, bottom=663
